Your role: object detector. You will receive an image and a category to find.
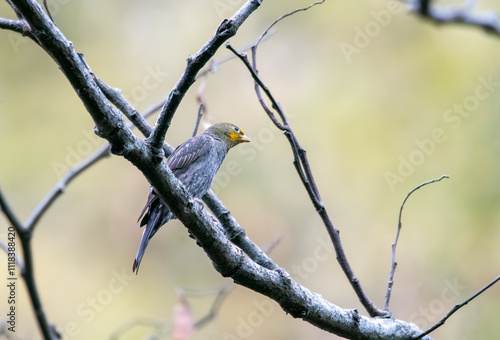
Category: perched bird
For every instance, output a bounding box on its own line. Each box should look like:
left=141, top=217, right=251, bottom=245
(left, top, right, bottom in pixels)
left=133, top=122, right=250, bottom=273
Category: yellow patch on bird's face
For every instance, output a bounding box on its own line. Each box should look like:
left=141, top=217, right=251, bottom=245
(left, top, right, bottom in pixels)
left=228, top=127, right=250, bottom=144
left=229, top=130, right=241, bottom=141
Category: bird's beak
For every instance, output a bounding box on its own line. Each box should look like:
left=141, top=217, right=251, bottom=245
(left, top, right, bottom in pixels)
left=240, top=135, right=251, bottom=143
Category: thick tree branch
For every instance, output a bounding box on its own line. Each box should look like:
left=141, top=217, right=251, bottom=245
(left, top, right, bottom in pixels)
left=146, top=0, right=263, bottom=155
left=411, top=0, right=500, bottom=35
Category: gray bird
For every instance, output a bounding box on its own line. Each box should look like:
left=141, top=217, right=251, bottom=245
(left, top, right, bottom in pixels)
left=133, top=122, right=251, bottom=273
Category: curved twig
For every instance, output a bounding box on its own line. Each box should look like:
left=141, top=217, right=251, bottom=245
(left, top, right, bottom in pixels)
left=227, top=35, right=388, bottom=317
left=384, top=175, right=449, bottom=312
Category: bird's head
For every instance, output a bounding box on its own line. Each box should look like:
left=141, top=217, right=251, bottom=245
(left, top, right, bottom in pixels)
left=206, top=122, right=251, bottom=149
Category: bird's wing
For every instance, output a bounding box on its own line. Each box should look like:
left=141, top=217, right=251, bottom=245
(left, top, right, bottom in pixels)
left=167, top=134, right=212, bottom=176
left=137, top=188, right=157, bottom=225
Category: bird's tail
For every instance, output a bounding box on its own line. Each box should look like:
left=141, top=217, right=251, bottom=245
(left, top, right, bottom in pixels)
left=132, top=222, right=156, bottom=274
left=133, top=193, right=173, bottom=274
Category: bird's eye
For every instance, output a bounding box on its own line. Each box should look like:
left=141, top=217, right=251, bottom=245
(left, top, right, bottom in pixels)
left=233, top=126, right=240, bottom=133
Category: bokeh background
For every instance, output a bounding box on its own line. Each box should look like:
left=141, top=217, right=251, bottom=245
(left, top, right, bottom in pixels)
left=1, top=0, right=500, bottom=339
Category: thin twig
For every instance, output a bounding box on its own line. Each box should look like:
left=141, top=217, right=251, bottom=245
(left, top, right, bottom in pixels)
left=384, top=175, right=449, bottom=311
left=42, top=0, right=54, bottom=24
left=193, top=103, right=205, bottom=137
left=415, top=274, right=500, bottom=339
left=95, top=77, right=155, bottom=138
left=196, top=32, right=275, bottom=79
left=24, top=144, right=110, bottom=231
left=254, top=0, right=325, bottom=50
left=193, top=283, right=236, bottom=329
left=411, top=0, right=500, bottom=35
left=25, top=100, right=165, bottom=232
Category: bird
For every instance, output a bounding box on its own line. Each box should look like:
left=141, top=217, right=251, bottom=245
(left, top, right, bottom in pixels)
left=133, top=122, right=251, bottom=273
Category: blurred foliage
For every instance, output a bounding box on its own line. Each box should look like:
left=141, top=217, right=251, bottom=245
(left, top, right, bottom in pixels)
left=1, top=0, right=500, bottom=339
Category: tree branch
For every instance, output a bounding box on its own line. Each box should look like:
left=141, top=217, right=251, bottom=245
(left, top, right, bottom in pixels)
left=0, top=189, right=58, bottom=340
left=384, top=175, right=449, bottom=312
left=146, top=0, right=263, bottom=155
left=415, top=274, right=500, bottom=339
left=0, top=17, right=26, bottom=34
left=411, top=0, right=500, bottom=35
left=226, top=39, right=388, bottom=318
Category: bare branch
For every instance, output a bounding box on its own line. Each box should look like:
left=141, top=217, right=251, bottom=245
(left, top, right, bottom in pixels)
left=24, top=144, right=110, bottom=231
left=42, top=0, right=55, bottom=24
left=415, top=274, right=500, bottom=339
left=203, top=190, right=280, bottom=271
left=95, top=77, right=156, bottom=139
left=147, top=0, right=263, bottom=156
left=0, top=17, right=26, bottom=34
left=0, top=189, right=58, bottom=340
left=411, top=0, right=500, bottom=35
left=384, top=175, right=450, bottom=311
left=255, top=0, right=325, bottom=50
left=191, top=283, right=235, bottom=330
left=196, top=33, right=275, bottom=80
left=227, top=40, right=389, bottom=317
left=0, top=188, right=23, bottom=231
left=192, top=103, right=205, bottom=137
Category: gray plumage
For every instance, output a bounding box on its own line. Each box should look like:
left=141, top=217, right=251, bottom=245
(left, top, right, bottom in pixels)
left=133, top=123, right=250, bottom=273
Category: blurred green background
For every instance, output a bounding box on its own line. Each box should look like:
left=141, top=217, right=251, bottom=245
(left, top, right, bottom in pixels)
left=1, top=0, right=500, bottom=339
